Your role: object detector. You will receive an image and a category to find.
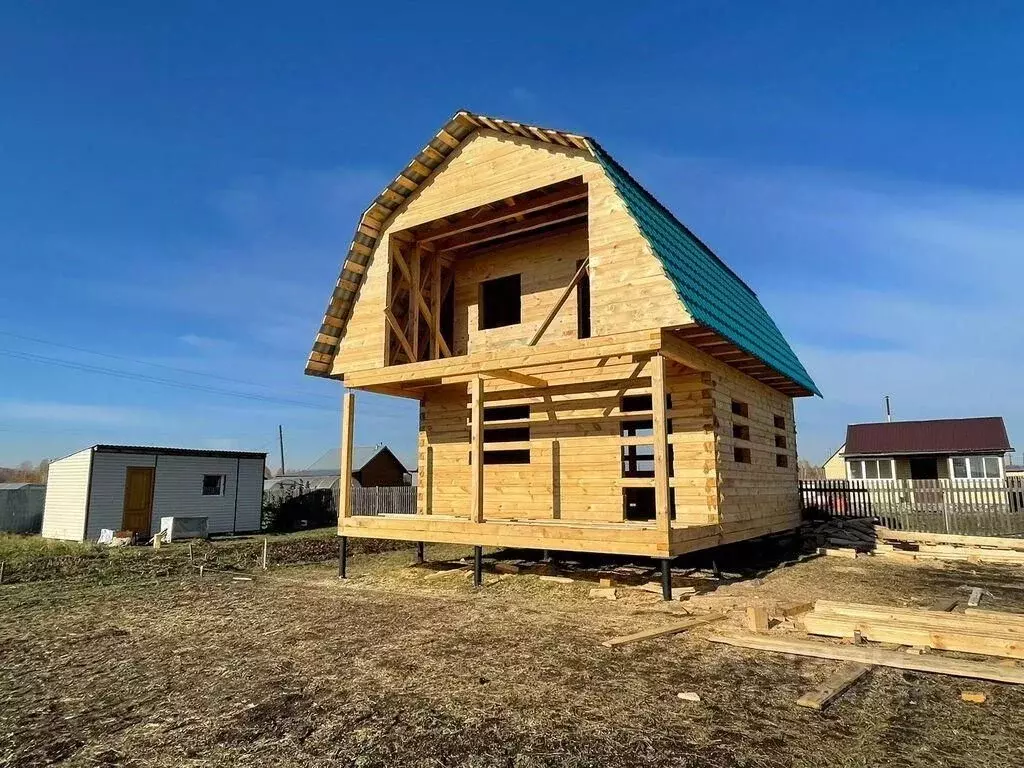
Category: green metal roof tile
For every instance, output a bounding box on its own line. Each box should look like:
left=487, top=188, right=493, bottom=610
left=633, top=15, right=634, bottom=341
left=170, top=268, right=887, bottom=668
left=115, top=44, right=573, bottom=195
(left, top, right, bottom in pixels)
left=590, top=141, right=821, bottom=397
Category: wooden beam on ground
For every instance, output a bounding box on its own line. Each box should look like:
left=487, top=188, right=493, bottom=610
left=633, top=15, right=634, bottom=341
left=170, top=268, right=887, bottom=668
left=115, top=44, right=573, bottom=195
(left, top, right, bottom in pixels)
left=528, top=258, right=589, bottom=346
left=650, top=354, right=671, bottom=535
left=796, top=663, right=873, bottom=711
left=601, top=613, right=725, bottom=648
left=469, top=376, right=484, bottom=523
left=338, top=391, right=354, bottom=525
left=709, top=634, right=1024, bottom=684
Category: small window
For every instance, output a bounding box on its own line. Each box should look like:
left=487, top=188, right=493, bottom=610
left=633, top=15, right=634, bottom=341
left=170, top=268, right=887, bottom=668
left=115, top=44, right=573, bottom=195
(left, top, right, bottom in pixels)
left=483, top=449, right=530, bottom=465
left=732, top=424, right=750, bottom=441
left=774, top=415, right=786, bottom=430
left=731, top=400, right=749, bottom=418
left=479, top=274, right=521, bottom=329
left=484, top=426, right=530, bottom=443
left=484, top=404, right=530, bottom=422
left=621, top=394, right=652, bottom=413
left=734, top=447, right=751, bottom=464
left=849, top=459, right=893, bottom=480
left=576, top=259, right=591, bottom=339
left=776, top=454, right=789, bottom=468
left=202, top=474, right=225, bottom=496
left=775, top=435, right=787, bottom=449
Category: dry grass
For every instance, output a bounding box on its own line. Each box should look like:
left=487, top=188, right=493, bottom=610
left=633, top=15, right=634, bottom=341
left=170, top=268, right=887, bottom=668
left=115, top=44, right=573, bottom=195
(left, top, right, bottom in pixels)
left=3, top=543, right=1024, bottom=767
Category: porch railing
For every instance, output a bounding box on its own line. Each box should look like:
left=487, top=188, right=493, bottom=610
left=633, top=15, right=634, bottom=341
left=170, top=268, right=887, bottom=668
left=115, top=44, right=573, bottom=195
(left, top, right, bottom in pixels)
left=800, top=478, right=1024, bottom=536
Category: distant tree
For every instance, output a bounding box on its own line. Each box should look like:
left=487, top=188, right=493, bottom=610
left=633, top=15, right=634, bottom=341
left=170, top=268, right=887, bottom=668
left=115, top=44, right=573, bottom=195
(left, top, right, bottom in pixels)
left=798, top=459, right=825, bottom=480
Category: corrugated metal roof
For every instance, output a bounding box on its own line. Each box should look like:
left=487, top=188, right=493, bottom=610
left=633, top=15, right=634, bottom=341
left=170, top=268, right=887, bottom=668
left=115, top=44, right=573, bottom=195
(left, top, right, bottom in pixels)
left=93, top=444, right=267, bottom=460
left=590, top=142, right=820, bottom=397
left=0, top=482, right=44, bottom=490
left=845, top=418, right=1012, bottom=456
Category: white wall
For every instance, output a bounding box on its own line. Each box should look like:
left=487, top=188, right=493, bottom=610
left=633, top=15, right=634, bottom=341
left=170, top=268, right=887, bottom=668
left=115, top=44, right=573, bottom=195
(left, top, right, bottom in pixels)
left=41, top=448, right=93, bottom=541
left=84, top=452, right=264, bottom=541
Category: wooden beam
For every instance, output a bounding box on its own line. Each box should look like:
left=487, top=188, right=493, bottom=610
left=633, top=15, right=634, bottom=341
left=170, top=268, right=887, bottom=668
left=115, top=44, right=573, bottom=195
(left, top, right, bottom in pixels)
left=528, top=258, right=589, bottom=346
left=650, top=354, right=671, bottom=535
left=709, top=634, right=1024, bottom=684
left=438, top=202, right=587, bottom=253
left=485, top=369, right=548, bottom=388
left=410, top=247, right=420, bottom=361
left=469, top=376, right=484, bottom=523
left=385, top=309, right=415, bottom=362
left=600, top=613, right=725, bottom=648
left=430, top=254, right=441, bottom=360
left=416, top=184, right=587, bottom=244
left=338, top=390, right=354, bottom=525
left=795, top=664, right=873, bottom=710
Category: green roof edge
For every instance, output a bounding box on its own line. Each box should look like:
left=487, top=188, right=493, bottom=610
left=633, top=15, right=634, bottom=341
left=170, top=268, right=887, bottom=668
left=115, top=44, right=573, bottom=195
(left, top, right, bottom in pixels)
left=589, top=140, right=821, bottom=397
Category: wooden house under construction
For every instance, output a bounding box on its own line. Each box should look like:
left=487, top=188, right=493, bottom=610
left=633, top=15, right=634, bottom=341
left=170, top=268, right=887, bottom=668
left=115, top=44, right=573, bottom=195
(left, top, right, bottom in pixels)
left=306, top=111, right=820, bottom=582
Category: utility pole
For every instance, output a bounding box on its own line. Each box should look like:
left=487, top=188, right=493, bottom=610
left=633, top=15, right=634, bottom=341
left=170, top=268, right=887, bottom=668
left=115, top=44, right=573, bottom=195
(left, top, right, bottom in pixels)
left=278, top=424, right=286, bottom=476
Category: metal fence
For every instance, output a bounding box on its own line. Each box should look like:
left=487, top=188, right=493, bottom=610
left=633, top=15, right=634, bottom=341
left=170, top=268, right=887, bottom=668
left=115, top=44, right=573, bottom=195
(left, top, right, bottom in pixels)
left=800, top=478, right=1024, bottom=536
left=331, top=485, right=417, bottom=516
left=0, top=484, right=45, bottom=534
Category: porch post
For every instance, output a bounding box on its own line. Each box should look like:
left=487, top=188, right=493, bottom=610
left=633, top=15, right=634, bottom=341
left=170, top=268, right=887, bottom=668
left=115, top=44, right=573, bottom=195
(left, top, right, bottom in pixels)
left=651, top=354, right=671, bottom=535
left=339, top=390, right=355, bottom=526
left=470, top=376, right=484, bottom=523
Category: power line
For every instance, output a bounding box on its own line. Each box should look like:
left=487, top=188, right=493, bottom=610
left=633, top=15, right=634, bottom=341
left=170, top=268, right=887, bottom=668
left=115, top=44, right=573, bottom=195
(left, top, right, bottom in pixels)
left=0, top=329, right=336, bottom=403
left=0, top=348, right=334, bottom=412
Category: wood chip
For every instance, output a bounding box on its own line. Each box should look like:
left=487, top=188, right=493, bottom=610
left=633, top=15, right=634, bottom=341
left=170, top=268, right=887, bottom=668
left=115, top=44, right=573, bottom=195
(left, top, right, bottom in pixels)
left=961, top=691, right=987, bottom=704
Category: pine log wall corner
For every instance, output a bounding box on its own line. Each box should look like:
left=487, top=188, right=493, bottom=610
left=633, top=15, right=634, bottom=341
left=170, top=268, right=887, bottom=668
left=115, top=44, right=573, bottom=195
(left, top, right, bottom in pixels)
left=309, top=110, right=820, bottom=562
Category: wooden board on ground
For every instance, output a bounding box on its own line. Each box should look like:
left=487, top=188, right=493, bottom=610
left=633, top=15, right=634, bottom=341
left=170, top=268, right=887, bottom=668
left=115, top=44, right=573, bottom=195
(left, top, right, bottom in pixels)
left=796, top=663, right=873, bottom=710
left=601, top=613, right=725, bottom=648
left=709, top=634, right=1024, bottom=684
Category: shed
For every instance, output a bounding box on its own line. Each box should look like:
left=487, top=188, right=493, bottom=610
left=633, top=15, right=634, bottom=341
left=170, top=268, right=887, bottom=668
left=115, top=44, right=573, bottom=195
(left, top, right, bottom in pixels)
left=0, top=482, right=46, bottom=534
left=42, top=445, right=267, bottom=542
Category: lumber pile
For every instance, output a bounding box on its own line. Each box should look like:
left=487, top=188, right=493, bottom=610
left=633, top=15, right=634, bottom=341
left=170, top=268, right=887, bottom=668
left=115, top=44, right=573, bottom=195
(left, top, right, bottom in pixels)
left=802, top=600, right=1024, bottom=660
left=800, top=517, right=876, bottom=552
left=873, top=527, right=1024, bottom=565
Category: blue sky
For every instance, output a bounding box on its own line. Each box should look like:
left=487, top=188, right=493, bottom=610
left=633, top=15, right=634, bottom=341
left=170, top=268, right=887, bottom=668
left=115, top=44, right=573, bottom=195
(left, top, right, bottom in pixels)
left=2, top=1, right=1022, bottom=468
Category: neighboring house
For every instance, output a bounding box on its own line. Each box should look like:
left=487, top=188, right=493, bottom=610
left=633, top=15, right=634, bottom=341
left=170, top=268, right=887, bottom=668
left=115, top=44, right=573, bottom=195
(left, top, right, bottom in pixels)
left=305, top=110, right=819, bottom=572
left=42, top=444, right=267, bottom=542
left=822, top=443, right=847, bottom=480
left=1005, top=464, right=1024, bottom=479
left=0, top=482, right=46, bottom=534
left=836, top=418, right=1012, bottom=482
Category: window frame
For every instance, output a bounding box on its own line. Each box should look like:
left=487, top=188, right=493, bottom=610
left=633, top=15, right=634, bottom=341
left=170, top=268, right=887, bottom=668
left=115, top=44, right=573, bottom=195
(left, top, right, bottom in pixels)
left=478, top=273, right=522, bottom=330
left=846, top=458, right=895, bottom=481
left=201, top=474, right=226, bottom=497
left=949, top=455, right=1003, bottom=480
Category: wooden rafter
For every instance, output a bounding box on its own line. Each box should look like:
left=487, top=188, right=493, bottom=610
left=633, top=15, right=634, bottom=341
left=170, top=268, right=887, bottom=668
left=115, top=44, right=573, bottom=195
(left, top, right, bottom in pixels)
left=436, top=200, right=587, bottom=253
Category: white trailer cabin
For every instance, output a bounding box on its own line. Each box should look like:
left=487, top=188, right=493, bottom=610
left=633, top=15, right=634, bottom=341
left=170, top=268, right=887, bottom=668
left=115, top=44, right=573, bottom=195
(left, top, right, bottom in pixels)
left=41, top=444, right=267, bottom=542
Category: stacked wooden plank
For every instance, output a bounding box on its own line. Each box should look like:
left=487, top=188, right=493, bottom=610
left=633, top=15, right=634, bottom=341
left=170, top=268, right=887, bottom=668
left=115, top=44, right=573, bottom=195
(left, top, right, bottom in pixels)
left=873, top=527, right=1024, bottom=565
left=800, top=516, right=876, bottom=552
left=802, top=600, right=1024, bottom=659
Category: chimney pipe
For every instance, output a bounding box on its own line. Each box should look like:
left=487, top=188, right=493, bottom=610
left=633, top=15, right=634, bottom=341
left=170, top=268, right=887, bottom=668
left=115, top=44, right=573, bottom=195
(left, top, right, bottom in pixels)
left=884, top=395, right=892, bottom=423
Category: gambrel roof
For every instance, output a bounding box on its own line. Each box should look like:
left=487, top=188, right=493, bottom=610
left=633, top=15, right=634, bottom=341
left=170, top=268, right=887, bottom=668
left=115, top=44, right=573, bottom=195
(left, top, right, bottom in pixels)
left=307, top=111, right=819, bottom=397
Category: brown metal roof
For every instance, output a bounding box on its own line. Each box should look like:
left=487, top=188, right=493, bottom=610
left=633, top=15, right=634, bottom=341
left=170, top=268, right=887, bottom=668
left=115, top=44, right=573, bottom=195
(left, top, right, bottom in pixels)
left=844, top=417, right=1012, bottom=457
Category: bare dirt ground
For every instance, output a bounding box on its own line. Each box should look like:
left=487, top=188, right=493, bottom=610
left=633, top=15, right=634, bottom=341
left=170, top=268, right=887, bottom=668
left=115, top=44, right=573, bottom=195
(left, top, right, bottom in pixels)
left=3, top=541, right=1024, bottom=768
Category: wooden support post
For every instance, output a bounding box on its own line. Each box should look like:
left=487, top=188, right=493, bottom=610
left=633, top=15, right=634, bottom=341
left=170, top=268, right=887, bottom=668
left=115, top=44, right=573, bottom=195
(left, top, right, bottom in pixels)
left=650, top=354, right=671, bottom=534
left=660, top=558, right=672, bottom=601
left=338, top=391, right=355, bottom=526
left=473, top=545, right=483, bottom=587
left=747, top=605, right=770, bottom=633
left=410, top=247, right=420, bottom=361
left=430, top=254, right=441, bottom=360
left=469, top=376, right=484, bottom=523
left=416, top=541, right=425, bottom=564
left=338, top=536, right=347, bottom=578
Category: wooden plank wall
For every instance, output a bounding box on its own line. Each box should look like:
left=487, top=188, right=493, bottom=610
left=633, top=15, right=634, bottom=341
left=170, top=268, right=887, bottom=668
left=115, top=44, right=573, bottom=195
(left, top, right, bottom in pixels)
left=330, top=130, right=690, bottom=377
left=453, top=225, right=587, bottom=355
left=416, top=356, right=718, bottom=528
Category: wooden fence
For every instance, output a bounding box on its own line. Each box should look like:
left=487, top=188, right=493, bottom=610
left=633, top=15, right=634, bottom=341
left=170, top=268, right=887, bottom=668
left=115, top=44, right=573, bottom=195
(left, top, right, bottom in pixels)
left=800, top=478, right=1024, bottom=536
left=332, top=485, right=417, bottom=516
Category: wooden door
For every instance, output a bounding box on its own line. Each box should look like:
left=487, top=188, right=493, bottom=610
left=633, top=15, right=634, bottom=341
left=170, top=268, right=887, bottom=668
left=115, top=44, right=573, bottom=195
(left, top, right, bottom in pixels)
left=122, top=466, right=155, bottom=538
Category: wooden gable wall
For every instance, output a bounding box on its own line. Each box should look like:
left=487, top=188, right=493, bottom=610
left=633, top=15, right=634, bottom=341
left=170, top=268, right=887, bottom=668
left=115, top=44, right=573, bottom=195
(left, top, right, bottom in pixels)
left=330, top=130, right=690, bottom=378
